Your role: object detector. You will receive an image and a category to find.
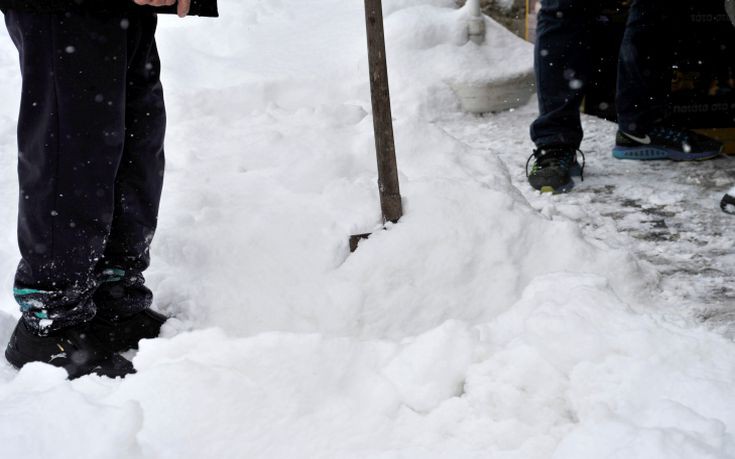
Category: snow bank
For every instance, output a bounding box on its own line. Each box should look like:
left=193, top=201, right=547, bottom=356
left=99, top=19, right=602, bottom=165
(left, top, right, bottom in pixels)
left=0, top=1, right=734, bottom=458
left=4, top=278, right=735, bottom=458
left=157, top=0, right=533, bottom=118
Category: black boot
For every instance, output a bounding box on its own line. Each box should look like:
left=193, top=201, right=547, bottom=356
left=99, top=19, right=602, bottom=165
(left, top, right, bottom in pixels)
left=5, top=319, right=136, bottom=379
left=90, top=309, right=168, bottom=353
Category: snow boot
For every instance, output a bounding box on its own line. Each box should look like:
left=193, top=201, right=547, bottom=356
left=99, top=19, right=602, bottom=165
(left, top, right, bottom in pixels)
left=4, top=319, right=135, bottom=379
left=613, top=127, right=723, bottom=161
left=90, top=308, right=168, bottom=353
left=526, top=146, right=584, bottom=194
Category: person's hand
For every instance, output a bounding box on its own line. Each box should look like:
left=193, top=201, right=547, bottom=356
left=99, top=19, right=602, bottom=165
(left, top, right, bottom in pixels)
left=132, top=0, right=191, bottom=17
left=176, top=0, right=191, bottom=17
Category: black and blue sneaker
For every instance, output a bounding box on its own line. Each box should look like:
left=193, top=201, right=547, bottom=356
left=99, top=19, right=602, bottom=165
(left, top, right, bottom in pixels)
left=526, top=146, right=584, bottom=194
left=613, top=127, right=723, bottom=161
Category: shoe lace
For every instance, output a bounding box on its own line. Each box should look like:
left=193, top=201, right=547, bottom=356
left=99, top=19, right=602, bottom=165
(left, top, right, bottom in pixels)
left=525, top=147, right=585, bottom=182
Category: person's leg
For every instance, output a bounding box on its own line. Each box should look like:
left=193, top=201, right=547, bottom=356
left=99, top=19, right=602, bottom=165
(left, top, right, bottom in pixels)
left=7, top=10, right=131, bottom=334
left=613, top=1, right=722, bottom=160
left=615, top=0, right=671, bottom=135
left=3, top=9, right=138, bottom=377
left=530, top=0, right=598, bottom=149
left=527, top=0, right=598, bottom=193
left=93, top=10, right=166, bottom=322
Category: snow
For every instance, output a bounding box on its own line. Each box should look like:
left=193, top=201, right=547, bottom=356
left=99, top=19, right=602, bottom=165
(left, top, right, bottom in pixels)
left=0, top=0, right=734, bottom=458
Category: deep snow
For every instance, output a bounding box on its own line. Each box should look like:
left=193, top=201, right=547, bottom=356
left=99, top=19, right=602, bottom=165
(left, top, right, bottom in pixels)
left=0, top=1, right=734, bottom=458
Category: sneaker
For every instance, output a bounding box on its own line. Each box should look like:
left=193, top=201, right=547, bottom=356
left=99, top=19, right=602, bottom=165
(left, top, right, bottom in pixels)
left=4, top=320, right=135, bottom=379
left=90, top=309, right=167, bottom=353
left=613, top=127, right=723, bottom=161
left=526, top=146, right=585, bottom=193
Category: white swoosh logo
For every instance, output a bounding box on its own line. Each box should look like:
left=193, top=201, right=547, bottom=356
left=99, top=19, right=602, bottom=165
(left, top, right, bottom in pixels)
left=49, top=352, right=67, bottom=362
left=623, top=132, right=652, bottom=145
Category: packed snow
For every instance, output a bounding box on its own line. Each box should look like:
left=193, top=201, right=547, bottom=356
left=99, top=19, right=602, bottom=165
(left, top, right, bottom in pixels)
left=1, top=1, right=734, bottom=458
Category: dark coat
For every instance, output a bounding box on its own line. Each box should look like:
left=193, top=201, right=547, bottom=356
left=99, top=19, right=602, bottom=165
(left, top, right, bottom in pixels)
left=0, top=0, right=218, bottom=17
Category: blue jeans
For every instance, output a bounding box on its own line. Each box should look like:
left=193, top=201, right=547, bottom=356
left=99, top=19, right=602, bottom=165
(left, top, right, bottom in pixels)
left=530, top=0, right=673, bottom=148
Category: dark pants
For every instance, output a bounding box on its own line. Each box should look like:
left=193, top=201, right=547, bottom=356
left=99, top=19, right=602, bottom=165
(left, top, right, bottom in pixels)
left=5, top=9, right=166, bottom=333
left=530, top=0, right=673, bottom=148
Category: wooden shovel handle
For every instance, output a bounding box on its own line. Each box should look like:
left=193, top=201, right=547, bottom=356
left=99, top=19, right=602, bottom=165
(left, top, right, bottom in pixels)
left=364, top=0, right=403, bottom=224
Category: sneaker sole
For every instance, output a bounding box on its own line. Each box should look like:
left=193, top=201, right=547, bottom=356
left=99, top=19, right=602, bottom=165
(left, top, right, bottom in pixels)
left=539, top=180, right=575, bottom=194
left=612, top=146, right=722, bottom=161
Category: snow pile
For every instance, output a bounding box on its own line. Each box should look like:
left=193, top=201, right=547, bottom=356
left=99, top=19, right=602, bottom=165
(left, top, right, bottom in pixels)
left=159, top=0, right=533, bottom=118
left=0, top=1, right=734, bottom=458
left=3, top=278, right=735, bottom=458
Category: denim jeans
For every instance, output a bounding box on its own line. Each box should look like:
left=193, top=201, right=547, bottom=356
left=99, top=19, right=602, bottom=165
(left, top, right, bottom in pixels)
left=530, top=0, right=673, bottom=148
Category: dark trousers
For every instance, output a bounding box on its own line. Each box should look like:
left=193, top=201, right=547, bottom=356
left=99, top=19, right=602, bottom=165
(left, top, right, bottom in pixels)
left=5, top=9, right=165, bottom=333
left=530, top=0, right=673, bottom=148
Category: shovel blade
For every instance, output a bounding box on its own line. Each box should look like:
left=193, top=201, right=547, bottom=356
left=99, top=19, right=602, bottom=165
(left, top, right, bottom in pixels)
left=349, top=233, right=372, bottom=252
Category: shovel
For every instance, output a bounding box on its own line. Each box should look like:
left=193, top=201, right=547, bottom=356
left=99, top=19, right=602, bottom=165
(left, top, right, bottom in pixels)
left=350, top=0, right=404, bottom=252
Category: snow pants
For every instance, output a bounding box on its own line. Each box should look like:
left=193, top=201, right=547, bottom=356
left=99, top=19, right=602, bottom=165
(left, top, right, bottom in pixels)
left=4, top=9, right=165, bottom=333
left=530, top=0, right=673, bottom=148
